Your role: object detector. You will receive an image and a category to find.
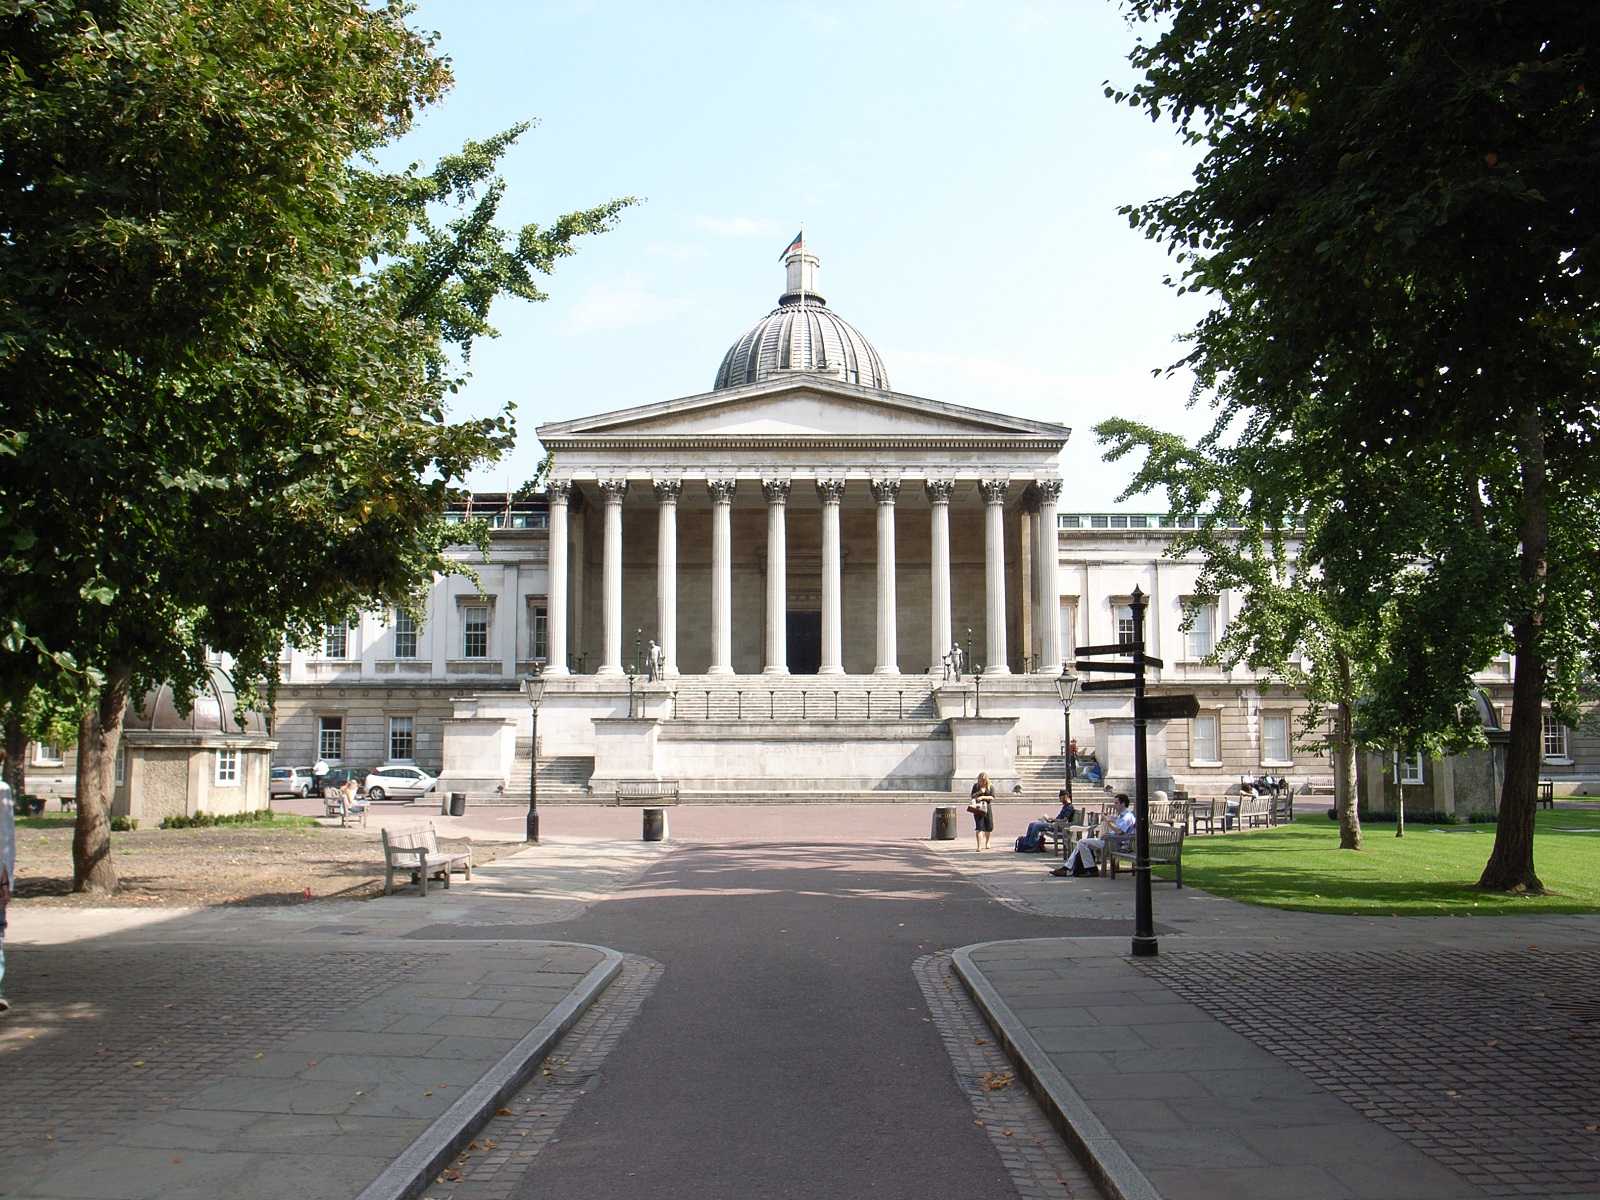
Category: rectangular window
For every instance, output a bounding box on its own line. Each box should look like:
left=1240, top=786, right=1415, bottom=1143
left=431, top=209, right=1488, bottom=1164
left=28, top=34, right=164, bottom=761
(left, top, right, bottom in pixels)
left=1261, top=714, right=1290, bottom=763
left=1398, top=751, right=1424, bottom=785
left=1057, top=514, right=1081, bottom=529
left=1059, top=601, right=1076, bottom=662
left=389, top=716, right=415, bottom=762
left=393, top=609, right=418, bottom=659
left=1543, top=714, right=1569, bottom=760
left=322, top=621, right=348, bottom=659
left=1184, top=602, right=1215, bottom=660
left=1115, top=605, right=1136, bottom=645
left=510, top=511, right=548, bottom=529
left=462, top=606, right=489, bottom=658
left=1191, top=714, right=1220, bottom=763
left=317, top=716, right=344, bottom=761
left=531, top=605, right=548, bottom=660
left=216, top=747, right=240, bottom=786
left=116, top=748, right=126, bottom=787
left=33, top=741, right=61, bottom=765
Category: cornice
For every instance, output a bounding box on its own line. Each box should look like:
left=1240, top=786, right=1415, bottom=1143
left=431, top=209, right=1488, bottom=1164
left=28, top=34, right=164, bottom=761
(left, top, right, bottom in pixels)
left=542, top=434, right=1061, bottom=453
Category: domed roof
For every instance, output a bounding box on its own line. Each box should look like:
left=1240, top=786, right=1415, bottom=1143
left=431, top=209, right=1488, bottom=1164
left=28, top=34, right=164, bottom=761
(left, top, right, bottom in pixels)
left=713, top=244, right=890, bottom=391
left=125, top=664, right=269, bottom=736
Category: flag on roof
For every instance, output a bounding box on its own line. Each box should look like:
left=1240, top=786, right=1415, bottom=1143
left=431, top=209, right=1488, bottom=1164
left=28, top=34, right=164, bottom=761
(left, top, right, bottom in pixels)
left=779, top=230, right=803, bottom=260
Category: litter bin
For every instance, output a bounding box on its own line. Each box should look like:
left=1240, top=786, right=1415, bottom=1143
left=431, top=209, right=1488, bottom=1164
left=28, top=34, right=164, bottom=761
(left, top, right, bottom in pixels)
left=448, top=791, right=467, bottom=817
left=932, top=805, right=958, bottom=841
left=642, top=807, right=667, bottom=841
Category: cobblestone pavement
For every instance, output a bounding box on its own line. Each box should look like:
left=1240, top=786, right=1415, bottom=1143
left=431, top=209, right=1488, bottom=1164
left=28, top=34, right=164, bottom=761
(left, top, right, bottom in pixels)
left=914, top=952, right=1104, bottom=1200
left=0, top=946, right=415, bottom=1190
left=1137, top=948, right=1600, bottom=1197
left=421, top=954, right=663, bottom=1200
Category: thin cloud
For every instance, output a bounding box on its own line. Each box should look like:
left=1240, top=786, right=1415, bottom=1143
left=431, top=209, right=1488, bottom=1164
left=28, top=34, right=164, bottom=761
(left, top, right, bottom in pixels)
left=564, top=278, right=692, bottom=335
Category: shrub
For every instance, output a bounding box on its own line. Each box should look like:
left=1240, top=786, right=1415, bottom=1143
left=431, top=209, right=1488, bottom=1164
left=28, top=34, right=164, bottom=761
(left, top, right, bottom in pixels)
left=160, top=809, right=278, bottom=830
left=110, top=815, right=137, bottom=831
left=1325, top=808, right=1495, bottom=825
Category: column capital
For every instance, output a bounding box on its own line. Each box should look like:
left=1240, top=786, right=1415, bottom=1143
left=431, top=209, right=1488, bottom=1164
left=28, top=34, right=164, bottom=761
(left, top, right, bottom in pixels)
left=652, top=478, right=683, bottom=503
left=761, top=478, right=792, bottom=504
left=978, top=478, right=1010, bottom=505
left=815, top=479, right=846, bottom=505
left=706, top=478, right=737, bottom=504
left=924, top=479, right=955, bottom=504
left=1020, top=483, right=1042, bottom=514
left=546, top=480, right=572, bottom=504
left=599, top=479, right=629, bottom=504
left=1035, top=478, right=1063, bottom=504
left=869, top=478, right=901, bottom=505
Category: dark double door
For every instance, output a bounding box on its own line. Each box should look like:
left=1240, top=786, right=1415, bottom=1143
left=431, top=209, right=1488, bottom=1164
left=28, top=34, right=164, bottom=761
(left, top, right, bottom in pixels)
left=787, top=611, right=821, bottom=675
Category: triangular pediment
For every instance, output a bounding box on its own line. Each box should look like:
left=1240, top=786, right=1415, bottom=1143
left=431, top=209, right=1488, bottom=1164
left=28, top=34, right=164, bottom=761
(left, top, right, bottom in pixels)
left=538, top=378, right=1069, bottom=445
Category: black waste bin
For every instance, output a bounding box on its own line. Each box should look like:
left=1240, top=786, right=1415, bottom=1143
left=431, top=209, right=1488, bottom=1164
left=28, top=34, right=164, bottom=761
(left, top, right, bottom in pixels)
left=932, top=805, right=958, bottom=840
left=642, top=807, right=667, bottom=841
left=448, top=791, right=466, bottom=817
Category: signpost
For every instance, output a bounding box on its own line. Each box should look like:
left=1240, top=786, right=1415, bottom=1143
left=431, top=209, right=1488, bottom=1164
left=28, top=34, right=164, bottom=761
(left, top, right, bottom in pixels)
left=1140, top=693, right=1200, bottom=722
left=1074, top=585, right=1162, bottom=959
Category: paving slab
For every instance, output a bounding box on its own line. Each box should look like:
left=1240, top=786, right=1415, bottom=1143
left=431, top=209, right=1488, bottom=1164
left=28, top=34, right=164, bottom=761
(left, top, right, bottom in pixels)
left=942, top=842, right=1600, bottom=1200
left=0, top=839, right=663, bottom=1200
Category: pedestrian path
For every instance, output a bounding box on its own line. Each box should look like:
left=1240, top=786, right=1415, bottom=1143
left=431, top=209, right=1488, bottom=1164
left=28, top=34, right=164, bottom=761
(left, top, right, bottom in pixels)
left=0, top=841, right=664, bottom=1200
left=941, top=843, right=1600, bottom=1199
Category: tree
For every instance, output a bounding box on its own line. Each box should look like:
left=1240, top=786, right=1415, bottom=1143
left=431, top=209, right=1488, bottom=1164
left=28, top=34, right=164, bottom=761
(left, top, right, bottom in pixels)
left=1113, top=0, right=1600, bottom=892
left=0, top=0, right=633, bottom=890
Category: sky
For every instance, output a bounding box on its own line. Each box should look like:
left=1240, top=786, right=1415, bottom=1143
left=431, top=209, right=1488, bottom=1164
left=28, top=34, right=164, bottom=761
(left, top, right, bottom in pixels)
left=395, top=1, right=1214, bottom=511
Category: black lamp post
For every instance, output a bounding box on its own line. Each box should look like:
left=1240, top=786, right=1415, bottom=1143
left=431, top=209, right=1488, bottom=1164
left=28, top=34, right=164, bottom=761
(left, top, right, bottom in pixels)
left=522, top=667, right=546, bottom=844
left=626, top=662, right=637, bottom=719
left=1056, top=668, right=1078, bottom=801
left=974, top=663, right=984, bottom=718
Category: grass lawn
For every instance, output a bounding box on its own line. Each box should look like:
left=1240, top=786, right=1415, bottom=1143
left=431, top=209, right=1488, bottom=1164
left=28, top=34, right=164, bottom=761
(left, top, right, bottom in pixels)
left=1173, top=810, right=1600, bottom=915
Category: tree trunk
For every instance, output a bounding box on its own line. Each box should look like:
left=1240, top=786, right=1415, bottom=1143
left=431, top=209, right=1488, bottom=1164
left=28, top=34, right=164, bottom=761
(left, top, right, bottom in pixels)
left=72, top=667, right=131, bottom=894
left=2, top=716, right=26, bottom=801
left=1333, top=653, right=1362, bottom=850
left=1479, top=412, right=1546, bottom=893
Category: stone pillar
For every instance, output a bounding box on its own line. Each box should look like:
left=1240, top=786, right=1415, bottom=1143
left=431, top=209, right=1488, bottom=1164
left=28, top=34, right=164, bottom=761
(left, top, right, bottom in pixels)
left=925, top=479, right=953, bottom=675
left=597, top=479, right=628, bottom=676
left=979, top=478, right=1010, bottom=675
left=871, top=478, right=900, bottom=675
left=544, top=481, right=570, bottom=675
left=762, top=478, right=791, bottom=675
left=707, top=479, right=736, bottom=675
left=654, top=479, right=681, bottom=677
left=816, top=479, right=845, bottom=675
left=1035, top=478, right=1063, bottom=673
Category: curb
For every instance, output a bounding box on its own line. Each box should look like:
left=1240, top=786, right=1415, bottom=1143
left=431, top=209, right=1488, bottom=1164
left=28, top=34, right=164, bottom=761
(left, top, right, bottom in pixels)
left=355, top=942, right=626, bottom=1200
left=951, top=942, right=1162, bottom=1200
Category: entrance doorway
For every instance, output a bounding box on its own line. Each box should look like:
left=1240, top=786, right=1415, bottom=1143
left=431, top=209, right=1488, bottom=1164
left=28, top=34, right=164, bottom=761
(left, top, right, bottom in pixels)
left=788, top=611, right=821, bottom=675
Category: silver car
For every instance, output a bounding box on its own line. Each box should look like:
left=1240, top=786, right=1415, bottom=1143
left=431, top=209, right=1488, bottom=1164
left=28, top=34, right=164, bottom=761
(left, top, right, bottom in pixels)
left=362, top=764, right=437, bottom=803
left=269, top=766, right=313, bottom=798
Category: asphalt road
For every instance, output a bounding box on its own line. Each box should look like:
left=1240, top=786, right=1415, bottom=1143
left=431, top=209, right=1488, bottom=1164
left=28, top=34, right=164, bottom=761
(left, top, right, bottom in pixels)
left=516, top=842, right=1119, bottom=1200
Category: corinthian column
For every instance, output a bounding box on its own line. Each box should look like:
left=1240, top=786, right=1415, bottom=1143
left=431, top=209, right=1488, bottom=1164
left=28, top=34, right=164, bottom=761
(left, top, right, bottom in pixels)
left=654, top=479, right=681, bottom=677
left=597, top=479, right=628, bottom=676
left=1035, top=478, right=1063, bottom=673
left=707, top=479, right=736, bottom=675
left=925, top=479, right=953, bottom=675
left=544, top=481, right=570, bottom=675
left=979, top=478, right=1011, bottom=675
left=816, top=479, right=845, bottom=675
left=762, top=479, right=791, bottom=675
left=871, top=478, right=900, bottom=675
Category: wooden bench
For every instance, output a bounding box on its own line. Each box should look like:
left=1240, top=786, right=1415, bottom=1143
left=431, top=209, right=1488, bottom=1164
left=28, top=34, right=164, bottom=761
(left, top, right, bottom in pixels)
left=323, top=793, right=367, bottom=828
left=1108, top=822, right=1185, bottom=887
left=1237, top=795, right=1274, bottom=829
left=381, top=823, right=472, bottom=896
left=612, top=779, right=681, bottom=806
left=1538, top=780, right=1555, bottom=809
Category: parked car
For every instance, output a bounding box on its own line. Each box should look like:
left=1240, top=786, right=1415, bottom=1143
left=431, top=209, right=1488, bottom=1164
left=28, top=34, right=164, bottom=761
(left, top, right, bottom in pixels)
left=362, top=764, right=438, bottom=803
left=314, top=766, right=365, bottom=798
left=269, top=767, right=313, bottom=798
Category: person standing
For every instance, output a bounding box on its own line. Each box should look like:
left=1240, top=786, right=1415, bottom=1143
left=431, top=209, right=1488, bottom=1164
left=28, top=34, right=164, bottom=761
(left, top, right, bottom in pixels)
left=312, top=758, right=329, bottom=797
left=968, top=771, right=995, bottom=851
left=0, top=748, right=14, bottom=1013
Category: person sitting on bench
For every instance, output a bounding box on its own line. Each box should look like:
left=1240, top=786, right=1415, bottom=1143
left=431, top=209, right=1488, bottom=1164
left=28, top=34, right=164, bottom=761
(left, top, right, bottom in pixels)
left=1060, top=794, right=1134, bottom=877
left=1016, top=789, right=1075, bottom=852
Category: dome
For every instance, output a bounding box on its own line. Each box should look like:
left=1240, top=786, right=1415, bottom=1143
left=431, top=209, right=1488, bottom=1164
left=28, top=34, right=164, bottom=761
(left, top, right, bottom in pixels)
left=713, top=245, right=890, bottom=391
left=125, top=664, right=270, bottom=735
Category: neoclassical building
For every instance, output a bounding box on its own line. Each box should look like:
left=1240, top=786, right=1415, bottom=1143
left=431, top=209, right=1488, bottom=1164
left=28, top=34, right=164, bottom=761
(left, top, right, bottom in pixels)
left=267, top=248, right=1572, bottom=805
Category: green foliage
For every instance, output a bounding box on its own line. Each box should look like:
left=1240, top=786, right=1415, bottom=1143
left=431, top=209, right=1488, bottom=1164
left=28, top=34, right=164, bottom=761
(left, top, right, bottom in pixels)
left=1324, top=808, right=1496, bottom=826
left=109, top=815, right=136, bottom=832
left=159, top=808, right=281, bottom=830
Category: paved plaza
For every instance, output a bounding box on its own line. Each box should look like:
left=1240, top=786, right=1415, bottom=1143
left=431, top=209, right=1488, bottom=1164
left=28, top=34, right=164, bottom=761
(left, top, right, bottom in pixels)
left=0, top=804, right=1594, bottom=1199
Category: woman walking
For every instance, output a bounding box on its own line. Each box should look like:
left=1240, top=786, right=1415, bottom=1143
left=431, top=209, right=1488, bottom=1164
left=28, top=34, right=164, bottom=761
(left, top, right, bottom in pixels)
left=969, top=771, right=996, bottom=850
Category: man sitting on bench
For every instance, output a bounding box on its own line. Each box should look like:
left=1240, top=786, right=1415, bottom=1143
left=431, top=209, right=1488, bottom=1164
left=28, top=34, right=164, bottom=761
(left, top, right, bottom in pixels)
left=1058, top=794, right=1135, bottom=877
left=1016, top=789, right=1075, bottom=852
